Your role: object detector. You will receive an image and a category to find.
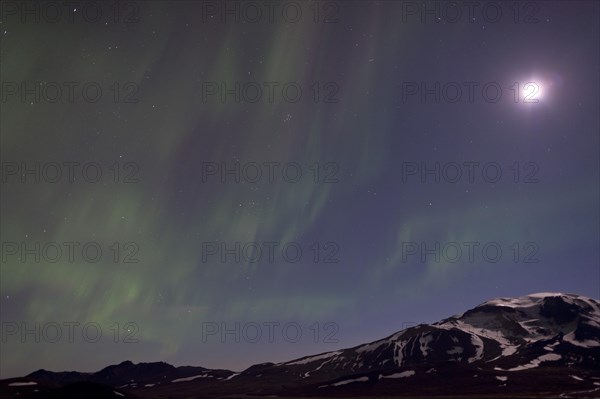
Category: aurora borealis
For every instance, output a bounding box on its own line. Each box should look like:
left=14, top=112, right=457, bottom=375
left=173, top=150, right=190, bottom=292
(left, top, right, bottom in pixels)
left=0, top=0, right=599, bottom=378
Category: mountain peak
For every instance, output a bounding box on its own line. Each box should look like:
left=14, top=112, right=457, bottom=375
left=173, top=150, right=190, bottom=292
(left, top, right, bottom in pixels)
left=118, top=360, right=134, bottom=366
left=477, top=292, right=598, bottom=310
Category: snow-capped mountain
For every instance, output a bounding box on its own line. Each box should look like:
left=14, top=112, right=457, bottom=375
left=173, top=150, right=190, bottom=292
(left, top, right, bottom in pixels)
left=235, top=293, right=598, bottom=379
left=2, top=293, right=599, bottom=398
left=228, top=293, right=600, bottom=396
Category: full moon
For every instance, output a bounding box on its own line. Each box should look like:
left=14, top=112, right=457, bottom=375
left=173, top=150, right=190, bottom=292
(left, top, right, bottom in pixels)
left=522, top=81, right=543, bottom=103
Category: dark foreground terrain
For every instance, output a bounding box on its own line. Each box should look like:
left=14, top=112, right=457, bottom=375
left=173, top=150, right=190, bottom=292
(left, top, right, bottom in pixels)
left=2, top=293, right=599, bottom=398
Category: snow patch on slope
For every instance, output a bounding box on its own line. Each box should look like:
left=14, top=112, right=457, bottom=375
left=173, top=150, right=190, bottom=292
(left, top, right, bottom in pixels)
left=447, top=346, right=463, bottom=355
left=419, top=333, right=433, bottom=357
left=285, top=351, right=342, bottom=366
left=380, top=370, right=415, bottom=379
left=172, top=374, right=211, bottom=382
left=503, top=353, right=562, bottom=371
left=564, top=331, right=600, bottom=348
left=319, top=376, right=369, bottom=388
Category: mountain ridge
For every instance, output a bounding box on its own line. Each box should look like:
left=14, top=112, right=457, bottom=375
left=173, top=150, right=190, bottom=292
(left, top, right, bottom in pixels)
left=2, top=292, right=599, bottom=398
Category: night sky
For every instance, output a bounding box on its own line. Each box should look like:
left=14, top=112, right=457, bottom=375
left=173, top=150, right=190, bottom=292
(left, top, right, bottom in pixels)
left=1, top=0, right=599, bottom=379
